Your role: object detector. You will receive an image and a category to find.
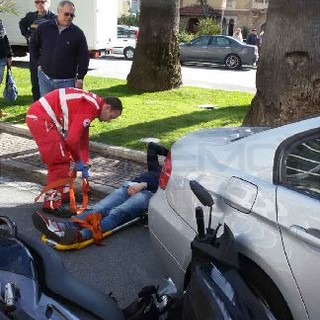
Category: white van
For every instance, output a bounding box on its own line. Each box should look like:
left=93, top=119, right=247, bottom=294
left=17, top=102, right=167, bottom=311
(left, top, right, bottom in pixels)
left=2, top=0, right=117, bottom=57
left=106, top=25, right=139, bottom=60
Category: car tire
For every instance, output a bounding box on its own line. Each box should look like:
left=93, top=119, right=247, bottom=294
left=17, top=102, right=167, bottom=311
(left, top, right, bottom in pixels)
left=239, top=255, right=293, bottom=320
left=225, top=54, right=241, bottom=69
left=124, top=47, right=135, bottom=60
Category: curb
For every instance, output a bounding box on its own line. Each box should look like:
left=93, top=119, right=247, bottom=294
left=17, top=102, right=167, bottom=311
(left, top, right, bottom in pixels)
left=1, top=121, right=148, bottom=200
left=0, top=121, right=147, bottom=164
left=1, top=156, right=114, bottom=200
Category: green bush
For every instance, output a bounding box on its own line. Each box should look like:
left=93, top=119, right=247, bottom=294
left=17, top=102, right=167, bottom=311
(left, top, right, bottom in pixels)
left=117, top=14, right=139, bottom=27
left=195, top=18, right=220, bottom=36
left=178, top=30, right=194, bottom=43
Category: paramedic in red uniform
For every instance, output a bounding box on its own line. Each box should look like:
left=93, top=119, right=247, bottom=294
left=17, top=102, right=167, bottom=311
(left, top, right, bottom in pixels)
left=26, top=88, right=122, bottom=217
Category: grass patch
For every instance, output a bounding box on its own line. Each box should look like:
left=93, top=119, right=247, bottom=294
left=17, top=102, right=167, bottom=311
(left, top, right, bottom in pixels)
left=0, top=66, right=253, bottom=150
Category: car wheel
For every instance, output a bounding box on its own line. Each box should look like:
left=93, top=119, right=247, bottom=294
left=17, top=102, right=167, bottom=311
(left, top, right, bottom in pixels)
left=239, top=256, right=293, bottom=320
left=124, top=47, right=135, bottom=60
left=225, top=54, right=241, bottom=69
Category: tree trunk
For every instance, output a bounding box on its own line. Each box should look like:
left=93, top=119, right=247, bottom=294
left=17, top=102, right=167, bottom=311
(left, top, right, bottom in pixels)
left=243, top=0, right=320, bottom=127
left=127, top=0, right=182, bottom=92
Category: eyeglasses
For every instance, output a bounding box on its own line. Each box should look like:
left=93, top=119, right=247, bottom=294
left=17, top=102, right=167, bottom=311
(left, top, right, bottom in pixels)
left=63, top=12, right=75, bottom=18
left=34, top=0, right=46, bottom=4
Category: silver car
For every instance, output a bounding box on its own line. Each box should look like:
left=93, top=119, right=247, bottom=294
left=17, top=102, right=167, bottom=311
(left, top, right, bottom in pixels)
left=180, top=35, right=258, bottom=69
left=149, top=116, right=320, bottom=320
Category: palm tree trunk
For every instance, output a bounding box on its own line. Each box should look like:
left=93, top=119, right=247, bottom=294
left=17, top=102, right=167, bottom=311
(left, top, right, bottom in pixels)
left=243, top=0, right=320, bottom=127
left=127, top=0, right=182, bottom=92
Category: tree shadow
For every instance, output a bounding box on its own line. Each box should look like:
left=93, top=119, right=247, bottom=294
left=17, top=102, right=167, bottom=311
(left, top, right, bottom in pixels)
left=92, top=105, right=249, bottom=148
left=91, top=84, right=144, bottom=98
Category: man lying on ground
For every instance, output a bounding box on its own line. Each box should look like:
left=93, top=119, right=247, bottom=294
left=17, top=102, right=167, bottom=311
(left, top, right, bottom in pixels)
left=32, top=142, right=169, bottom=245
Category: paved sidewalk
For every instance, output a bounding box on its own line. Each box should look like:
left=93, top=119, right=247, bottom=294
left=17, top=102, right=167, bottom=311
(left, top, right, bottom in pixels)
left=0, top=122, right=147, bottom=199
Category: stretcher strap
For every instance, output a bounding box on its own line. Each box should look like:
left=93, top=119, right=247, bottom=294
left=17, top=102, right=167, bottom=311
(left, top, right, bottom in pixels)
left=34, top=170, right=89, bottom=214
left=71, top=213, right=103, bottom=244
left=69, top=174, right=89, bottom=215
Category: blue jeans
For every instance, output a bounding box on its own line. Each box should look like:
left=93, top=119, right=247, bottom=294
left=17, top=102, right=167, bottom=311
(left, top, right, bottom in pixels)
left=0, top=59, right=7, bottom=84
left=65, top=181, right=153, bottom=240
left=38, top=69, right=75, bottom=97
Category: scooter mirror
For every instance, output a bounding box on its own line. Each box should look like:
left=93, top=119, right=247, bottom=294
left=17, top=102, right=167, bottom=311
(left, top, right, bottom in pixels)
left=190, top=180, right=214, bottom=207
left=0, top=216, right=17, bottom=237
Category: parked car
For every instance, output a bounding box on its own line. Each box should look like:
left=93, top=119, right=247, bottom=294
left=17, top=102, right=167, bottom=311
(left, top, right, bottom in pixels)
left=106, top=25, right=139, bottom=60
left=180, top=35, right=258, bottom=69
left=148, top=116, right=320, bottom=320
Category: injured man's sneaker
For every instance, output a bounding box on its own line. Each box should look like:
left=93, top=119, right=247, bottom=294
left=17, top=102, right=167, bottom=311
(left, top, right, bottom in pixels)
left=32, top=211, right=82, bottom=245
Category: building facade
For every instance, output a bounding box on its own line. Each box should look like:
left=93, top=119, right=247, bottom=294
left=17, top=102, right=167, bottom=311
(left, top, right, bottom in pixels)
left=118, top=0, right=268, bottom=38
left=118, top=0, right=140, bottom=17
left=180, top=0, right=268, bottom=37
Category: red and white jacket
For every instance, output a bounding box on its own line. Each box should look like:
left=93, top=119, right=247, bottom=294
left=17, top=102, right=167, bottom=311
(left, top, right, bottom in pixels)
left=27, top=88, right=105, bottom=163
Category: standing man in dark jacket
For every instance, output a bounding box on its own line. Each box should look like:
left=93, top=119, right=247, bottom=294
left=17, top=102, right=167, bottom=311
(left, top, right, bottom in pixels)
left=19, top=0, right=55, bottom=101
left=246, top=28, right=260, bottom=46
left=0, top=19, right=12, bottom=85
left=30, top=0, right=89, bottom=97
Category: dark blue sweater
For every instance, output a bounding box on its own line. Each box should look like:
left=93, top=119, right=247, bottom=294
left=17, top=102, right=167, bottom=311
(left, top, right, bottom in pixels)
left=29, top=19, right=89, bottom=79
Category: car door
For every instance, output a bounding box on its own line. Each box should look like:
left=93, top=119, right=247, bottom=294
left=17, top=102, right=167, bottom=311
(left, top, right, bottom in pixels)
left=183, top=35, right=213, bottom=61
left=213, top=36, right=232, bottom=63
left=275, top=130, right=320, bottom=320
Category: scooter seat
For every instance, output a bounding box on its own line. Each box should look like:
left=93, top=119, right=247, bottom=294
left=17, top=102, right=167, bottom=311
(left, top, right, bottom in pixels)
left=18, top=233, right=124, bottom=320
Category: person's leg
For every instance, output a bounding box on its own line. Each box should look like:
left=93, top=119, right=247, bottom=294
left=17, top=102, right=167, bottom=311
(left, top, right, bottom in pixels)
left=62, top=183, right=131, bottom=229
left=26, top=116, right=71, bottom=211
left=79, top=190, right=152, bottom=239
left=0, top=59, right=6, bottom=84
left=38, top=69, right=54, bottom=97
left=29, top=60, right=40, bottom=101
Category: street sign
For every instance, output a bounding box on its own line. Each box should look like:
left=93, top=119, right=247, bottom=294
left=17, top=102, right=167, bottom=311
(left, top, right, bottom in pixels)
left=221, top=0, right=227, bottom=10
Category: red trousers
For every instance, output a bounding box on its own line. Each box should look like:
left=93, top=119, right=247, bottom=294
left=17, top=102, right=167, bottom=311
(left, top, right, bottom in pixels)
left=26, top=116, right=71, bottom=209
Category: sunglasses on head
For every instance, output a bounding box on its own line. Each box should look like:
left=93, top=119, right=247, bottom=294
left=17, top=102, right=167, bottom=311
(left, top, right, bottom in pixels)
left=35, top=0, right=46, bottom=4
left=63, top=12, right=75, bottom=18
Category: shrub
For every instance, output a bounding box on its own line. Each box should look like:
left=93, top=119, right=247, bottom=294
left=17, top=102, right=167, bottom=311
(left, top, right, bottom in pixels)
left=117, top=14, right=139, bottom=27
left=178, top=30, right=194, bottom=43
left=195, top=18, right=220, bottom=36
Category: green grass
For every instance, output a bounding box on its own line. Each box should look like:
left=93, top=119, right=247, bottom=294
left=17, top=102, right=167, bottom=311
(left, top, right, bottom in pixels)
left=0, top=66, right=253, bottom=150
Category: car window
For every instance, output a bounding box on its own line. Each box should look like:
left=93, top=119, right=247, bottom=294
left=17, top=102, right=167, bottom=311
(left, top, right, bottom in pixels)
left=117, top=27, right=137, bottom=39
left=190, top=36, right=212, bottom=46
left=216, top=37, right=231, bottom=46
left=283, top=137, right=320, bottom=199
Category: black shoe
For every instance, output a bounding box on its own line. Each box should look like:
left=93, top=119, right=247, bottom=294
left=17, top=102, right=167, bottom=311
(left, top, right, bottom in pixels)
left=32, top=211, right=78, bottom=245
left=61, top=193, right=90, bottom=205
left=42, top=204, right=74, bottom=218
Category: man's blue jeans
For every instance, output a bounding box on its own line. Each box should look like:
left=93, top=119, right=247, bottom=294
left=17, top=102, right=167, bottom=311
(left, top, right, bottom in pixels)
left=65, top=182, right=153, bottom=240
left=38, top=69, right=75, bottom=97
left=0, top=59, right=7, bottom=84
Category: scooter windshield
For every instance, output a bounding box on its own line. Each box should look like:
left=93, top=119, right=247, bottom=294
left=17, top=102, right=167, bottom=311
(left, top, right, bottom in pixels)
left=0, top=237, right=36, bottom=279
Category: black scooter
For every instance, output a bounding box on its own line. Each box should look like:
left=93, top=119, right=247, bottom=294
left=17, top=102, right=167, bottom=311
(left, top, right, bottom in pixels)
left=0, top=180, right=270, bottom=320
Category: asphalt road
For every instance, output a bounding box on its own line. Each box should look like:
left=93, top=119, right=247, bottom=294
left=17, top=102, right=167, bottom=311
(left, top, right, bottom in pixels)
left=0, top=176, right=169, bottom=309
left=89, top=55, right=257, bottom=93
left=13, top=54, right=257, bottom=93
